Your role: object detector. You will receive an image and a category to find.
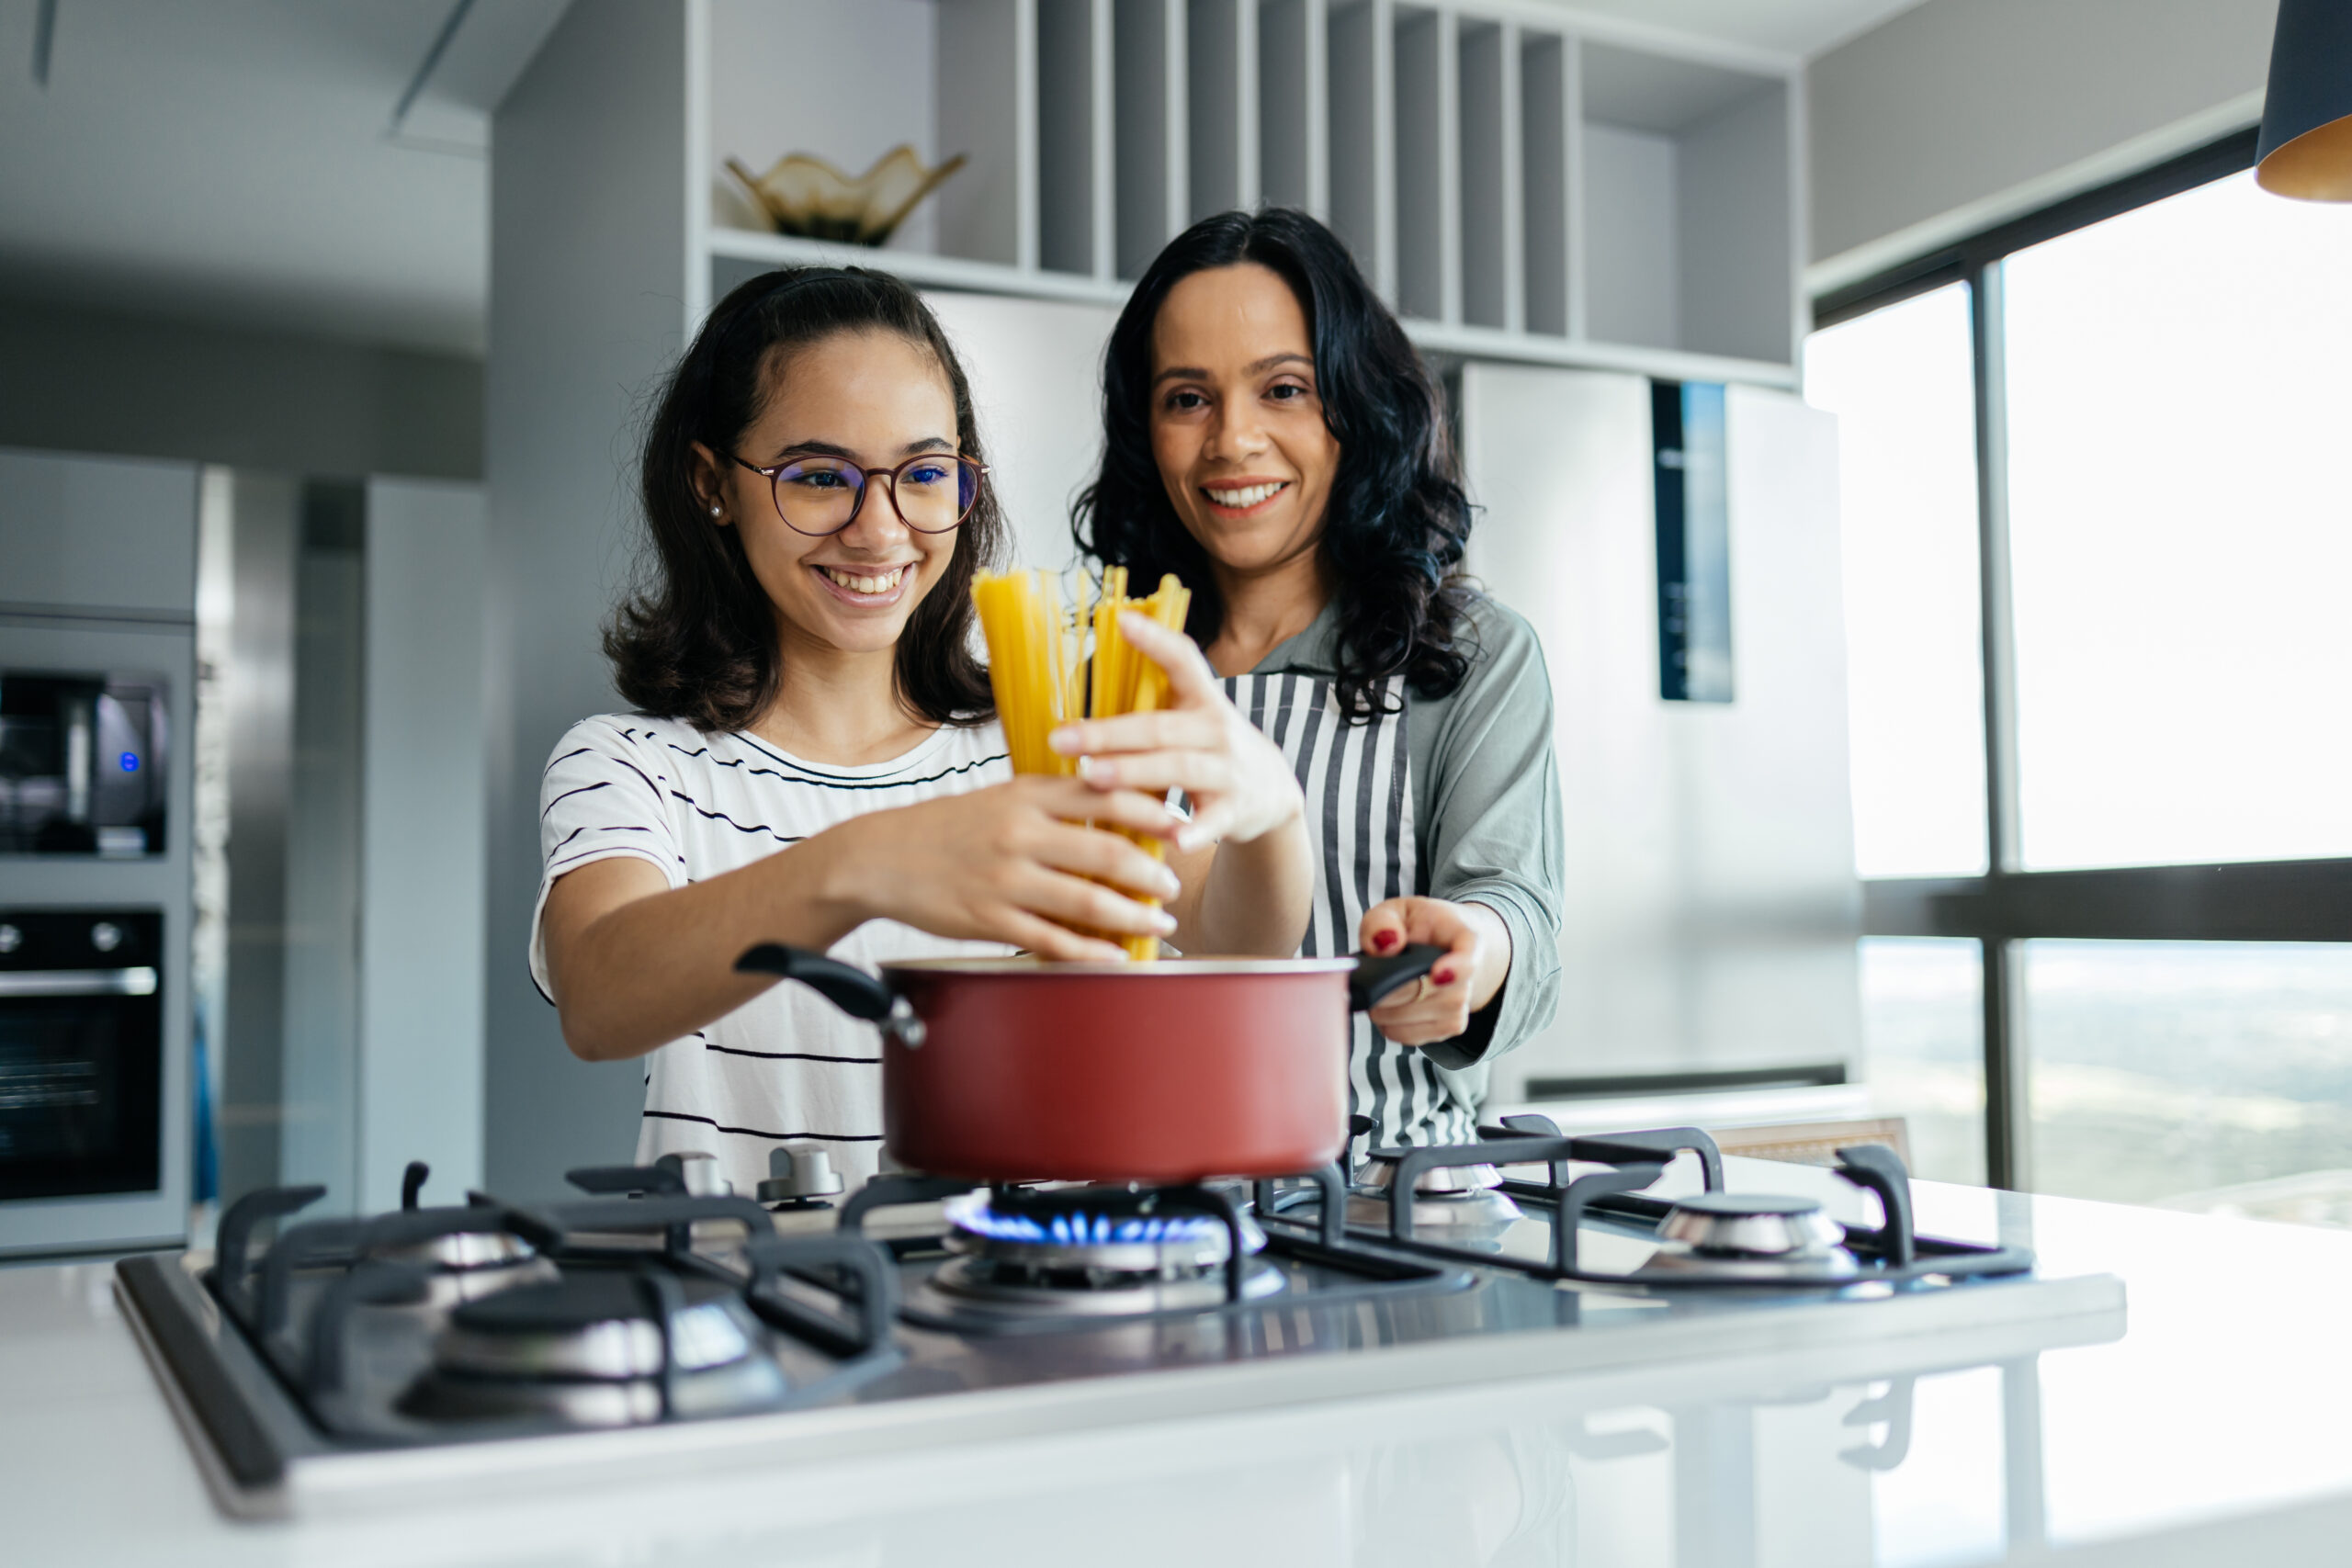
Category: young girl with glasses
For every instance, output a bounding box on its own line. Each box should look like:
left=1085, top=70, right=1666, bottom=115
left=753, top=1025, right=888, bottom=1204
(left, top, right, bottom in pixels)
left=533, top=267, right=1311, bottom=1194
left=1069, top=211, right=1564, bottom=1159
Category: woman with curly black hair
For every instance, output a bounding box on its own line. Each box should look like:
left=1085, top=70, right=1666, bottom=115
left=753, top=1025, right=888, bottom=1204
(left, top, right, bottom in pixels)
left=1066, top=209, right=1563, bottom=1153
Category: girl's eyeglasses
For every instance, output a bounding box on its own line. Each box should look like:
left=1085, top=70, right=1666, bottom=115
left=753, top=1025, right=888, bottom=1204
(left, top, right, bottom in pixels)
left=728, top=451, right=986, bottom=537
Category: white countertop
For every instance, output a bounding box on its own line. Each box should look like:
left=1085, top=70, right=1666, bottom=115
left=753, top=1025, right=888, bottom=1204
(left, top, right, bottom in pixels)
left=7, top=1170, right=2352, bottom=1565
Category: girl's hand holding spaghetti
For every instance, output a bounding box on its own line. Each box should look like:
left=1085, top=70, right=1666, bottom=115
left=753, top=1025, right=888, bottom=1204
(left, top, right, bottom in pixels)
left=812, top=774, right=1183, bottom=963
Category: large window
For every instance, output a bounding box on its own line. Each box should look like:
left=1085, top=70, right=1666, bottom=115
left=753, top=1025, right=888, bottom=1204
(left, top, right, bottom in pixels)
left=2022, top=942, right=2352, bottom=1213
left=1814, top=131, right=2352, bottom=1210
left=2005, top=173, right=2352, bottom=871
left=1853, top=937, right=1985, bottom=1187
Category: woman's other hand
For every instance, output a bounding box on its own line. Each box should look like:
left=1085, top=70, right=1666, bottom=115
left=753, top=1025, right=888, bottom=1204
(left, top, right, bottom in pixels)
left=1046, top=610, right=1305, bottom=848
left=1357, top=897, right=1511, bottom=1045
left=816, top=775, right=1183, bottom=962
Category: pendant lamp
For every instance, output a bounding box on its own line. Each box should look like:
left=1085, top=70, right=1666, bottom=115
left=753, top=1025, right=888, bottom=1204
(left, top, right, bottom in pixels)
left=2256, top=0, right=2352, bottom=199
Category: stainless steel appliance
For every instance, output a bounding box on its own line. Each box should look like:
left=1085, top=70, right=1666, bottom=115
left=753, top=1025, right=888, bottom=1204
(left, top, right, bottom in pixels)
left=1458, top=367, right=1860, bottom=1097
left=116, top=1128, right=2123, bottom=1520
left=0, top=671, right=171, bottom=855
left=0, top=908, right=164, bottom=1201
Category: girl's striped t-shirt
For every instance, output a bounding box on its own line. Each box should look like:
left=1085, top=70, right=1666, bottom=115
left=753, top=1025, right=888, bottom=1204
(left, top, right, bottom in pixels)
left=531, top=713, right=1013, bottom=1196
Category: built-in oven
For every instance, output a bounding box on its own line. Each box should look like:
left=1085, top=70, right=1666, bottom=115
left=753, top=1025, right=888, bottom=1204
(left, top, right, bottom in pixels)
left=0, top=909, right=164, bottom=1203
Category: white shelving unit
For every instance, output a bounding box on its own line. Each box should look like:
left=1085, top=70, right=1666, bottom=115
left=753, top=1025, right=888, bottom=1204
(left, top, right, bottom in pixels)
left=483, top=0, right=1812, bottom=1183
left=687, top=0, right=1804, bottom=386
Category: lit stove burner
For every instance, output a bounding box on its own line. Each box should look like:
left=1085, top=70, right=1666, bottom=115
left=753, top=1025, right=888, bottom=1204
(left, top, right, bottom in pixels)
left=952, top=1201, right=1230, bottom=1249
left=925, top=1187, right=1284, bottom=1319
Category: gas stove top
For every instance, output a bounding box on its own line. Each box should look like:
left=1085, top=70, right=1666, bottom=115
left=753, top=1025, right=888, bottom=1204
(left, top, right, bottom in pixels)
left=117, top=1123, right=2125, bottom=1519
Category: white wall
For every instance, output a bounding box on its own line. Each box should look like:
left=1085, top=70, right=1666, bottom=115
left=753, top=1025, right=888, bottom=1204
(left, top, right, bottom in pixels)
left=921, top=290, right=1122, bottom=576
left=1808, top=0, right=2275, bottom=285
left=359, top=479, right=488, bottom=1212
left=485, top=0, right=691, bottom=1200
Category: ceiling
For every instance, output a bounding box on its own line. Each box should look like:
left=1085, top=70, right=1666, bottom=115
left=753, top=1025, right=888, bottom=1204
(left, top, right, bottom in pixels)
left=0, top=0, right=1924, bottom=359
left=0, top=0, right=562, bottom=355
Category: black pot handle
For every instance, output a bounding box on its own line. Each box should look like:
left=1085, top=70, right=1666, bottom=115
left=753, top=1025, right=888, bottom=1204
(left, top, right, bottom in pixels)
left=735, top=943, right=894, bottom=1018
left=1346, top=943, right=1448, bottom=1012
left=736, top=943, right=925, bottom=1047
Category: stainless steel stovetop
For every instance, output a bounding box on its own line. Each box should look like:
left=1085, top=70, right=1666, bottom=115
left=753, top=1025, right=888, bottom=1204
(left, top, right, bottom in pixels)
left=116, top=1122, right=2126, bottom=1520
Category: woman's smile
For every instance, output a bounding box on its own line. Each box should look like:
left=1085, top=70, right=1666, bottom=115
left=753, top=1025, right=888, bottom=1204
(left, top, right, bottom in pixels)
left=1201, top=478, right=1293, bottom=516
left=810, top=560, right=915, bottom=604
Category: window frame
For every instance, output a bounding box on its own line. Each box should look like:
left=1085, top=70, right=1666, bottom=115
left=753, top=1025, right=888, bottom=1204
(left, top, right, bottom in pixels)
left=1811, top=126, right=2352, bottom=1190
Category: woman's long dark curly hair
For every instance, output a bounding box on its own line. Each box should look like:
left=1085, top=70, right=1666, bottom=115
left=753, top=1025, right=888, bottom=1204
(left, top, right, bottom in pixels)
left=1075, top=209, right=1475, bottom=717
left=607, top=266, right=1001, bottom=731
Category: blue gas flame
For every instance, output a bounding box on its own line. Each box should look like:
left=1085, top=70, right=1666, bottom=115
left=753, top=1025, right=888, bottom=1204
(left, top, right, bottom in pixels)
left=956, top=1203, right=1225, bottom=1247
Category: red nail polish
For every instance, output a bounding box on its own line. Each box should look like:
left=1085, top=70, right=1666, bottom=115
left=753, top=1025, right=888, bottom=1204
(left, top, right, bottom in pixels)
left=1433, top=968, right=1456, bottom=986
left=1374, top=931, right=1398, bottom=953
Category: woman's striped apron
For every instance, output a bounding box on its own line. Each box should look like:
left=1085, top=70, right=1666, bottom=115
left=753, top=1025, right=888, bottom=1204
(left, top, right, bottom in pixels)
left=1221, top=671, right=1476, bottom=1158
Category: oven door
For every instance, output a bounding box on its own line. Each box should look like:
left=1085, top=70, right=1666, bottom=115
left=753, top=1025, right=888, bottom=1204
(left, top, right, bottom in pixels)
left=0, top=910, right=164, bottom=1201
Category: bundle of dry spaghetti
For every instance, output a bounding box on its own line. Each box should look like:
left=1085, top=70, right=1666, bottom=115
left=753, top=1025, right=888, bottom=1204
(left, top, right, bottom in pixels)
left=972, top=567, right=1192, bottom=959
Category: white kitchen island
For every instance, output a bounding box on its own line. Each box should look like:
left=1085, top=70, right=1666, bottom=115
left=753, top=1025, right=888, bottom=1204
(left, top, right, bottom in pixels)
left=6, top=1172, right=2350, bottom=1566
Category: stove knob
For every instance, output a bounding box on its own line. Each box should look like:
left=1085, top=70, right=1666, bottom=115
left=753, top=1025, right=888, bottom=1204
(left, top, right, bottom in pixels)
left=0, top=924, right=19, bottom=955
left=758, top=1144, right=845, bottom=1203
left=669, top=1150, right=732, bottom=1196
left=90, top=921, right=122, bottom=953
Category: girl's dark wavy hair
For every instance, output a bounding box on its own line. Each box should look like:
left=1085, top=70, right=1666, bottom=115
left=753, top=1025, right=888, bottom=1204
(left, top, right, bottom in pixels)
left=1075, top=208, right=1475, bottom=717
left=608, top=266, right=1001, bottom=731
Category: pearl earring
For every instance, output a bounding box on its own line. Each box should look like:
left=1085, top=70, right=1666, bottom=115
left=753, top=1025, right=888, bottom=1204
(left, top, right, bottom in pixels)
left=709, top=504, right=721, bottom=517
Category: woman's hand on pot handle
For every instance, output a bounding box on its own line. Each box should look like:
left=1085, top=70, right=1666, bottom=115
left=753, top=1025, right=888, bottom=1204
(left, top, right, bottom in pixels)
left=810, top=775, right=1183, bottom=962
left=1357, top=897, right=1511, bottom=1046
left=1046, top=611, right=1306, bottom=848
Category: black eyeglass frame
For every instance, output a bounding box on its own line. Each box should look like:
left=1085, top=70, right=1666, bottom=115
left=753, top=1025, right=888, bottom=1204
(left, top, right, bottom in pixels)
left=726, top=451, right=988, bottom=537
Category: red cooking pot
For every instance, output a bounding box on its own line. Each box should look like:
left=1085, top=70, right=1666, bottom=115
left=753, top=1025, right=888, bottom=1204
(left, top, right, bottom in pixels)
left=731, top=943, right=1444, bottom=1184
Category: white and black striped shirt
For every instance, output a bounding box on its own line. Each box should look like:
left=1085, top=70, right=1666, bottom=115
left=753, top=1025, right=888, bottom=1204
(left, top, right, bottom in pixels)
left=529, top=714, right=1013, bottom=1195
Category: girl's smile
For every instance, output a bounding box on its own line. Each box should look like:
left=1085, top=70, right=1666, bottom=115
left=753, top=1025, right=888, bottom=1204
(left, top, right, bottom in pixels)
left=809, top=560, right=915, bottom=604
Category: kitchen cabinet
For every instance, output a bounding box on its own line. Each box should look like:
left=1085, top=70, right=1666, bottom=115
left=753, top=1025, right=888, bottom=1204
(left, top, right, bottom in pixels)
left=0, top=449, right=198, bottom=619
left=0, top=448, right=199, bottom=1258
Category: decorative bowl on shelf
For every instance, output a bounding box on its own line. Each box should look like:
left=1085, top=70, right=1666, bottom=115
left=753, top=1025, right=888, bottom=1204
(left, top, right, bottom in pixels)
left=725, top=145, right=967, bottom=246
